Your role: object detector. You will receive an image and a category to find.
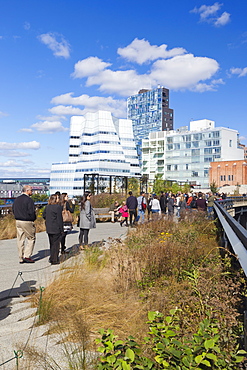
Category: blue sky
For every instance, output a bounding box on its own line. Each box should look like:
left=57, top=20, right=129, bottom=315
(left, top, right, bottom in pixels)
left=0, top=0, right=247, bottom=178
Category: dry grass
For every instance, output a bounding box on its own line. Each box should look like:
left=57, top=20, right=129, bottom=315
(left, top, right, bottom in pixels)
left=31, top=213, right=243, bottom=355
left=0, top=214, right=46, bottom=240
left=18, top=212, right=243, bottom=368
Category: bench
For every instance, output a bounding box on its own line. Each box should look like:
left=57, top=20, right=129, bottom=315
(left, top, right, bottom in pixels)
left=94, top=208, right=111, bottom=221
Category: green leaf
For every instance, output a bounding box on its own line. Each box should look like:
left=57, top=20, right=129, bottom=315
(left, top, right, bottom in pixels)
left=205, top=353, right=217, bottom=362
left=204, top=339, right=215, bottom=350
left=201, top=359, right=211, bottom=367
left=195, top=355, right=203, bottom=364
left=125, top=348, right=135, bottom=362
left=148, top=311, right=158, bottom=321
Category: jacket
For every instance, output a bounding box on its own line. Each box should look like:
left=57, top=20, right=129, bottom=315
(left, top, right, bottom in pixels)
left=126, top=195, right=138, bottom=210
left=43, top=204, right=63, bottom=234
left=12, top=194, right=36, bottom=221
left=79, top=200, right=96, bottom=229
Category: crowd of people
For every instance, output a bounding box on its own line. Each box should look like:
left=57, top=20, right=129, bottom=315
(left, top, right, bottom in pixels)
left=108, top=190, right=220, bottom=227
left=12, top=185, right=222, bottom=265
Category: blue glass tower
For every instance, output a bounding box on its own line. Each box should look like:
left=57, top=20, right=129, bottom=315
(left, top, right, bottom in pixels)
left=127, top=86, right=174, bottom=161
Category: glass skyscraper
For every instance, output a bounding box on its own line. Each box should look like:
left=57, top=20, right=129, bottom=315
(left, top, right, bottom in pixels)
left=127, top=86, right=174, bottom=161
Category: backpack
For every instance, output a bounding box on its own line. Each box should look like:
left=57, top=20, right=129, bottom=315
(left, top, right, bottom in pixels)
left=190, top=199, right=197, bottom=209
left=141, top=196, right=147, bottom=211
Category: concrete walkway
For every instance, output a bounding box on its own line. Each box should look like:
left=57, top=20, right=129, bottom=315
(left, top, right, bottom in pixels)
left=0, top=222, right=128, bottom=369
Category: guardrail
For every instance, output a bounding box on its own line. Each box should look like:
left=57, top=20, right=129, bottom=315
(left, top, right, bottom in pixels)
left=214, top=197, right=247, bottom=350
left=214, top=199, right=247, bottom=276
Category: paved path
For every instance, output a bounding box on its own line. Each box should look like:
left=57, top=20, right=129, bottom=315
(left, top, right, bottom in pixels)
left=0, top=222, right=128, bottom=369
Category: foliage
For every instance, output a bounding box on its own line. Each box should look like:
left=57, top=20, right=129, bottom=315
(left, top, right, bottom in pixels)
left=96, top=309, right=246, bottom=369
left=127, top=177, right=140, bottom=195
left=210, top=181, right=218, bottom=194
left=96, top=329, right=154, bottom=369
left=153, top=174, right=164, bottom=195
left=31, top=193, right=49, bottom=202
left=90, top=193, right=126, bottom=208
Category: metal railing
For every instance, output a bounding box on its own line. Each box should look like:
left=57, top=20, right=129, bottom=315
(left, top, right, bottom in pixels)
left=214, top=198, right=247, bottom=276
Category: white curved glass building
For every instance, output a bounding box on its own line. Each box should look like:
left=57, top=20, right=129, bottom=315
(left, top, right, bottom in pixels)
left=50, top=111, right=141, bottom=197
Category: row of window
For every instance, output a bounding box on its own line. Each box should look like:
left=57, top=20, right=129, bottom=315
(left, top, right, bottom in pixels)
left=75, top=168, right=130, bottom=173
left=81, top=150, right=124, bottom=155
left=81, top=140, right=121, bottom=146
left=81, top=131, right=118, bottom=136
left=220, top=175, right=234, bottom=181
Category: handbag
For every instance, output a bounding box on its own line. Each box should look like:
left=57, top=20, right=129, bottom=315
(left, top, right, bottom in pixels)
left=62, top=205, right=73, bottom=223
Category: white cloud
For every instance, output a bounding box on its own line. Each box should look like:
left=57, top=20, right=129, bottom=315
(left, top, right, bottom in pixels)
left=71, top=40, right=220, bottom=95
left=191, top=2, right=230, bottom=27
left=51, top=93, right=127, bottom=117
left=191, top=2, right=222, bottom=19
left=38, top=32, right=71, bottom=59
left=31, top=120, right=69, bottom=133
left=0, top=111, right=8, bottom=118
left=71, top=57, right=111, bottom=78
left=214, top=11, right=230, bottom=26
left=19, top=128, right=33, bottom=132
left=0, top=160, right=21, bottom=167
left=0, top=141, right=40, bottom=150
left=49, top=105, right=86, bottom=116
left=230, top=67, right=247, bottom=77
left=24, top=22, right=30, bottom=30
left=86, top=69, right=153, bottom=96
left=150, top=54, right=219, bottom=90
left=0, top=150, right=31, bottom=157
left=117, top=38, right=186, bottom=64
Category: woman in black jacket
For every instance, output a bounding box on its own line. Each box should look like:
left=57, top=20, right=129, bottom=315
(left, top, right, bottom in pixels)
left=59, top=193, right=75, bottom=253
left=43, top=194, right=63, bottom=265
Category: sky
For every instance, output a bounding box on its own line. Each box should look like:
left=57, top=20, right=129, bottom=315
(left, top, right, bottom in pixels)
left=0, top=0, right=247, bottom=178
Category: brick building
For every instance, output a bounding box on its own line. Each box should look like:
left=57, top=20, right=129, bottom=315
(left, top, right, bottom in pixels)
left=209, top=160, right=247, bottom=187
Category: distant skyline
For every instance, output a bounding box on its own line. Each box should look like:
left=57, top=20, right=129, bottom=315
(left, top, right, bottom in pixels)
left=0, top=0, right=247, bottom=177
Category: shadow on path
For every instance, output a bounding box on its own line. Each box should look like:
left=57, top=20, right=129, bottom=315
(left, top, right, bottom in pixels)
left=0, top=280, right=37, bottom=321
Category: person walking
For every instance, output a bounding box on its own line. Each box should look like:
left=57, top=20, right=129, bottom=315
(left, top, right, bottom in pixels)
left=126, top=191, right=138, bottom=227
left=119, top=201, right=129, bottom=227
left=207, top=192, right=215, bottom=219
left=149, top=194, right=161, bottom=220
left=167, top=194, right=175, bottom=218
left=79, top=192, right=96, bottom=249
left=59, top=193, right=75, bottom=254
left=12, top=185, right=36, bottom=264
left=159, top=192, right=167, bottom=214
left=43, top=194, right=63, bottom=265
left=136, top=191, right=147, bottom=224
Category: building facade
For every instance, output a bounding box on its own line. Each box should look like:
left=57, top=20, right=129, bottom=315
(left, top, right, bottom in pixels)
left=142, top=119, right=244, bottom=188
left=209, top=159, right=247, bottom=187
left=127, top=86, right=174, bottom=160
left=50, top=111, right=141, bottom=197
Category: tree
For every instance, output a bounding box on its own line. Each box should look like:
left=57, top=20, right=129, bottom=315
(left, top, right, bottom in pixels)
left=153, top=174, right=164, bottom=194
left=127, top=177, right=139, bottom=195
left=210, top=180, right=218, bottom=194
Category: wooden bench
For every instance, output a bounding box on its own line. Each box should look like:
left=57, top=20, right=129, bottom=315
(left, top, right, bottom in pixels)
left=94, top=208, right=111, bottom=221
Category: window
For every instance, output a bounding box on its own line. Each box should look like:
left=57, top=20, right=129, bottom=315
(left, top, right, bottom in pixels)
left=186, top=164, right=189, bottom=170
left=229, top=140, right=232, bottom=147
left=167, top=165, right=171, bottom=171
left=220, top=175, right=223, bottom=181
left=174, top=165, right=178, bottom=171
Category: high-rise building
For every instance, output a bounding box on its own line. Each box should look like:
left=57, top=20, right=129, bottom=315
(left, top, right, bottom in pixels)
left=49, top=111, right=141, bottom=197
left=127, top=86, right=174, bottom=159
left=142, top=119, right=244, bottom=188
